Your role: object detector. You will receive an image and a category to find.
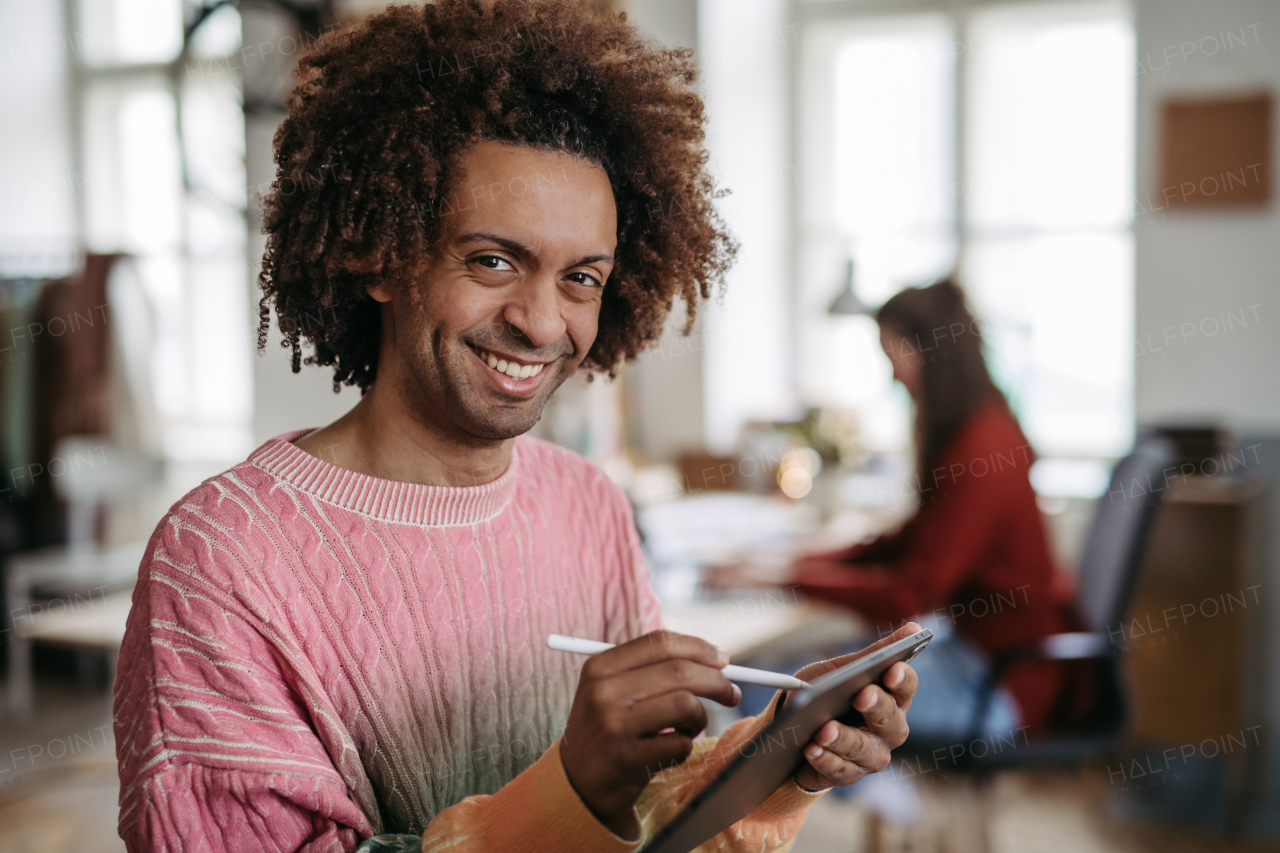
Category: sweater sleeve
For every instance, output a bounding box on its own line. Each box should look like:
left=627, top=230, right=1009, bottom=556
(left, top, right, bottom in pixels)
left=801, top=521, right=914, bottom=568
left=841, top=520, right=915, bottom=564
left=416, top=695, right=823, bottom=853
left=791, top=453, right=1013, bottom=624
left=115, top=533, right=377, bottom=852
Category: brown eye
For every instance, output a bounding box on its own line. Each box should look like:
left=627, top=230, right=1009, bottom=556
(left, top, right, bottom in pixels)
left=474, top=255, right=514, bottom=271
left=567, top=271, right=602, bottom=287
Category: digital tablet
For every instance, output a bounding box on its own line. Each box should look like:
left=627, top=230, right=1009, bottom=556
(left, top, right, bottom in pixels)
left=638, top=628, right=933, bottom=853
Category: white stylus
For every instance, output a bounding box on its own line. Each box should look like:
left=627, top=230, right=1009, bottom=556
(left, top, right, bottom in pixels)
left=547, top=634, right=811, bottom=690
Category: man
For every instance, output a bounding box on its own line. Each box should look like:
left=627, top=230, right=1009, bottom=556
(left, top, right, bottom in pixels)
left=114, top=2, right=918, bottom=851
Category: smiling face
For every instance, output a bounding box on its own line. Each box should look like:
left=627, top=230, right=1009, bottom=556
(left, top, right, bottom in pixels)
left=368, top=141, right=617, bottom=443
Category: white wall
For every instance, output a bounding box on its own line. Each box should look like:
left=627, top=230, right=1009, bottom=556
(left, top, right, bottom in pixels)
left=699, top=0, right=796, bottom=453
left=622, top=0, right=697, bottom=52
left=0, top=0, right=77, bottom=267
left=245, top=15, right=361, bottom=446
left=622, top=0, right=800, bottom=460
left=617, top=0, right=709, bottom=461
left=248, top=116, right=362, bottom=448
left=1134, top=0, right=1280, bottom=434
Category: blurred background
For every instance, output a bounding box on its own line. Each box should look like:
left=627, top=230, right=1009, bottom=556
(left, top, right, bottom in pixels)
left=0, top=0, right=1277, bottom=850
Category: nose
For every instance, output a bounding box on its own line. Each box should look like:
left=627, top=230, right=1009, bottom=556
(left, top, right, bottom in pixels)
left=502, top=273, right=567, bottom=350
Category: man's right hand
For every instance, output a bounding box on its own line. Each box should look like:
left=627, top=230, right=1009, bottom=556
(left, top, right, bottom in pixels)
left=558, top=630, right=742, bottom=840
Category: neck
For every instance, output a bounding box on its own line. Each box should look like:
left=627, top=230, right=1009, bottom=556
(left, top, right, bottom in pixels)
left=294, top=380, right=513, bottom=488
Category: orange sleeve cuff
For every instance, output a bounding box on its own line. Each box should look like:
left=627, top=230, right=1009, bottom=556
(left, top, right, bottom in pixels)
left=752, top=777, right=829, bottom=821
left=433, top=698, right=825, bottom=853
left=478, top=736, right=640, bottom=853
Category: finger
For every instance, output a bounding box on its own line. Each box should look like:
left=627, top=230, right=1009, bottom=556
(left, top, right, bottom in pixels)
left=600, top=658, right=738, bottom=708
left=854, top=685, right=906, bottom=741
left=793, top=622, right=923, bottom=683
left=626, top=689, right=710, bottom=739
left=811, top=718, right=887, bottom=770
left=801, top=734, right=873, bottom=787
left=800, top=746, right=861, bottom=788
left=882, top=662, right=918, bottom=712
left=586, top=630, right=728, bottom=679
left=797, top=764, right=860, bottom=793
left=811, top=720, right=890, bottom=775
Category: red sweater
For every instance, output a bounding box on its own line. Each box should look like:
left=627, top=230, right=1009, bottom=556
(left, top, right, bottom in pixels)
left=792, top=400, right=1070, bottom=733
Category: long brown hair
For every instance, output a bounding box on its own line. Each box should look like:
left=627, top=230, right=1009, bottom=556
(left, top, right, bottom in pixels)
left=876, top=278, right=1007, bottom=487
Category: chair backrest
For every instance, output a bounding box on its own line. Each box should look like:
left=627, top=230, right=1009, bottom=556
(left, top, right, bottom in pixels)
left=1074, top=435, right=1177, bottom=634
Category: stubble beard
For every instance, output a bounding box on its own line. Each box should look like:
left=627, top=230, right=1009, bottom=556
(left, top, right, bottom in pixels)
left=401, top=328, right=572, bottom=443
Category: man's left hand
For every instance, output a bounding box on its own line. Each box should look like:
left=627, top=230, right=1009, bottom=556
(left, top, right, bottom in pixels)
left=785, top=623, right=920, bottom=792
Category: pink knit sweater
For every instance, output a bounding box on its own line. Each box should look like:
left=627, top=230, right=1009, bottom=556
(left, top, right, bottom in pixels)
left=114, top=431, right=822, bottom=852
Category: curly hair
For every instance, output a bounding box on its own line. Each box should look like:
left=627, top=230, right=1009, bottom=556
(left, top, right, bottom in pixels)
left=257, top=0, right=736, bottom=392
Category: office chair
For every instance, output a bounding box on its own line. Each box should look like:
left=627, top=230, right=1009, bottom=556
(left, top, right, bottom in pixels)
left=968, top=434, right=1174, bottom=761
left=883, top=435, right=1176, bottom=849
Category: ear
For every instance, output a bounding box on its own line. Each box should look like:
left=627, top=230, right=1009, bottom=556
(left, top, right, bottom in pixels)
left=367, top=280, right=393, bottom=303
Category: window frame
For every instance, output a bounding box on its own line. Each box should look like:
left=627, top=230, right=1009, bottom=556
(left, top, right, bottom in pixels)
left=787, top=0, right=1136, bottom=477
left=64, top=0, right=253, bottom=460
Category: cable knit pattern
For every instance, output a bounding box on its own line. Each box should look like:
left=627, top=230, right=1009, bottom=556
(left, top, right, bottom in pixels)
left=114, top=431, right=822, bottom=852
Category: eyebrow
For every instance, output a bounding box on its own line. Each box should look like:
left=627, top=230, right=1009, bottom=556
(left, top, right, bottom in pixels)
left=455, top=231, right=614, bottom=267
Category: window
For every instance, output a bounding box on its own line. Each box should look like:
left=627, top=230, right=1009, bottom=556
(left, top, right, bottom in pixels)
left=796, top=1, right=1134, bottom=469
left=76, top=0, right=251, bottom=460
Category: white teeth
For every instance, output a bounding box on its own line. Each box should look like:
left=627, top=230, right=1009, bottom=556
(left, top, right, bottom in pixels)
left=480, top=348, right=545, bottom=379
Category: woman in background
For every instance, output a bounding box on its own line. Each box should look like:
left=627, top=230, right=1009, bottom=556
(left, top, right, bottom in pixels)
left=725, top=278, right=1075, bottom=739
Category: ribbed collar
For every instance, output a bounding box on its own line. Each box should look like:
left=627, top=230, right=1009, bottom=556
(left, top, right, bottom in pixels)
left=248, top=429, right=521, bottom=527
